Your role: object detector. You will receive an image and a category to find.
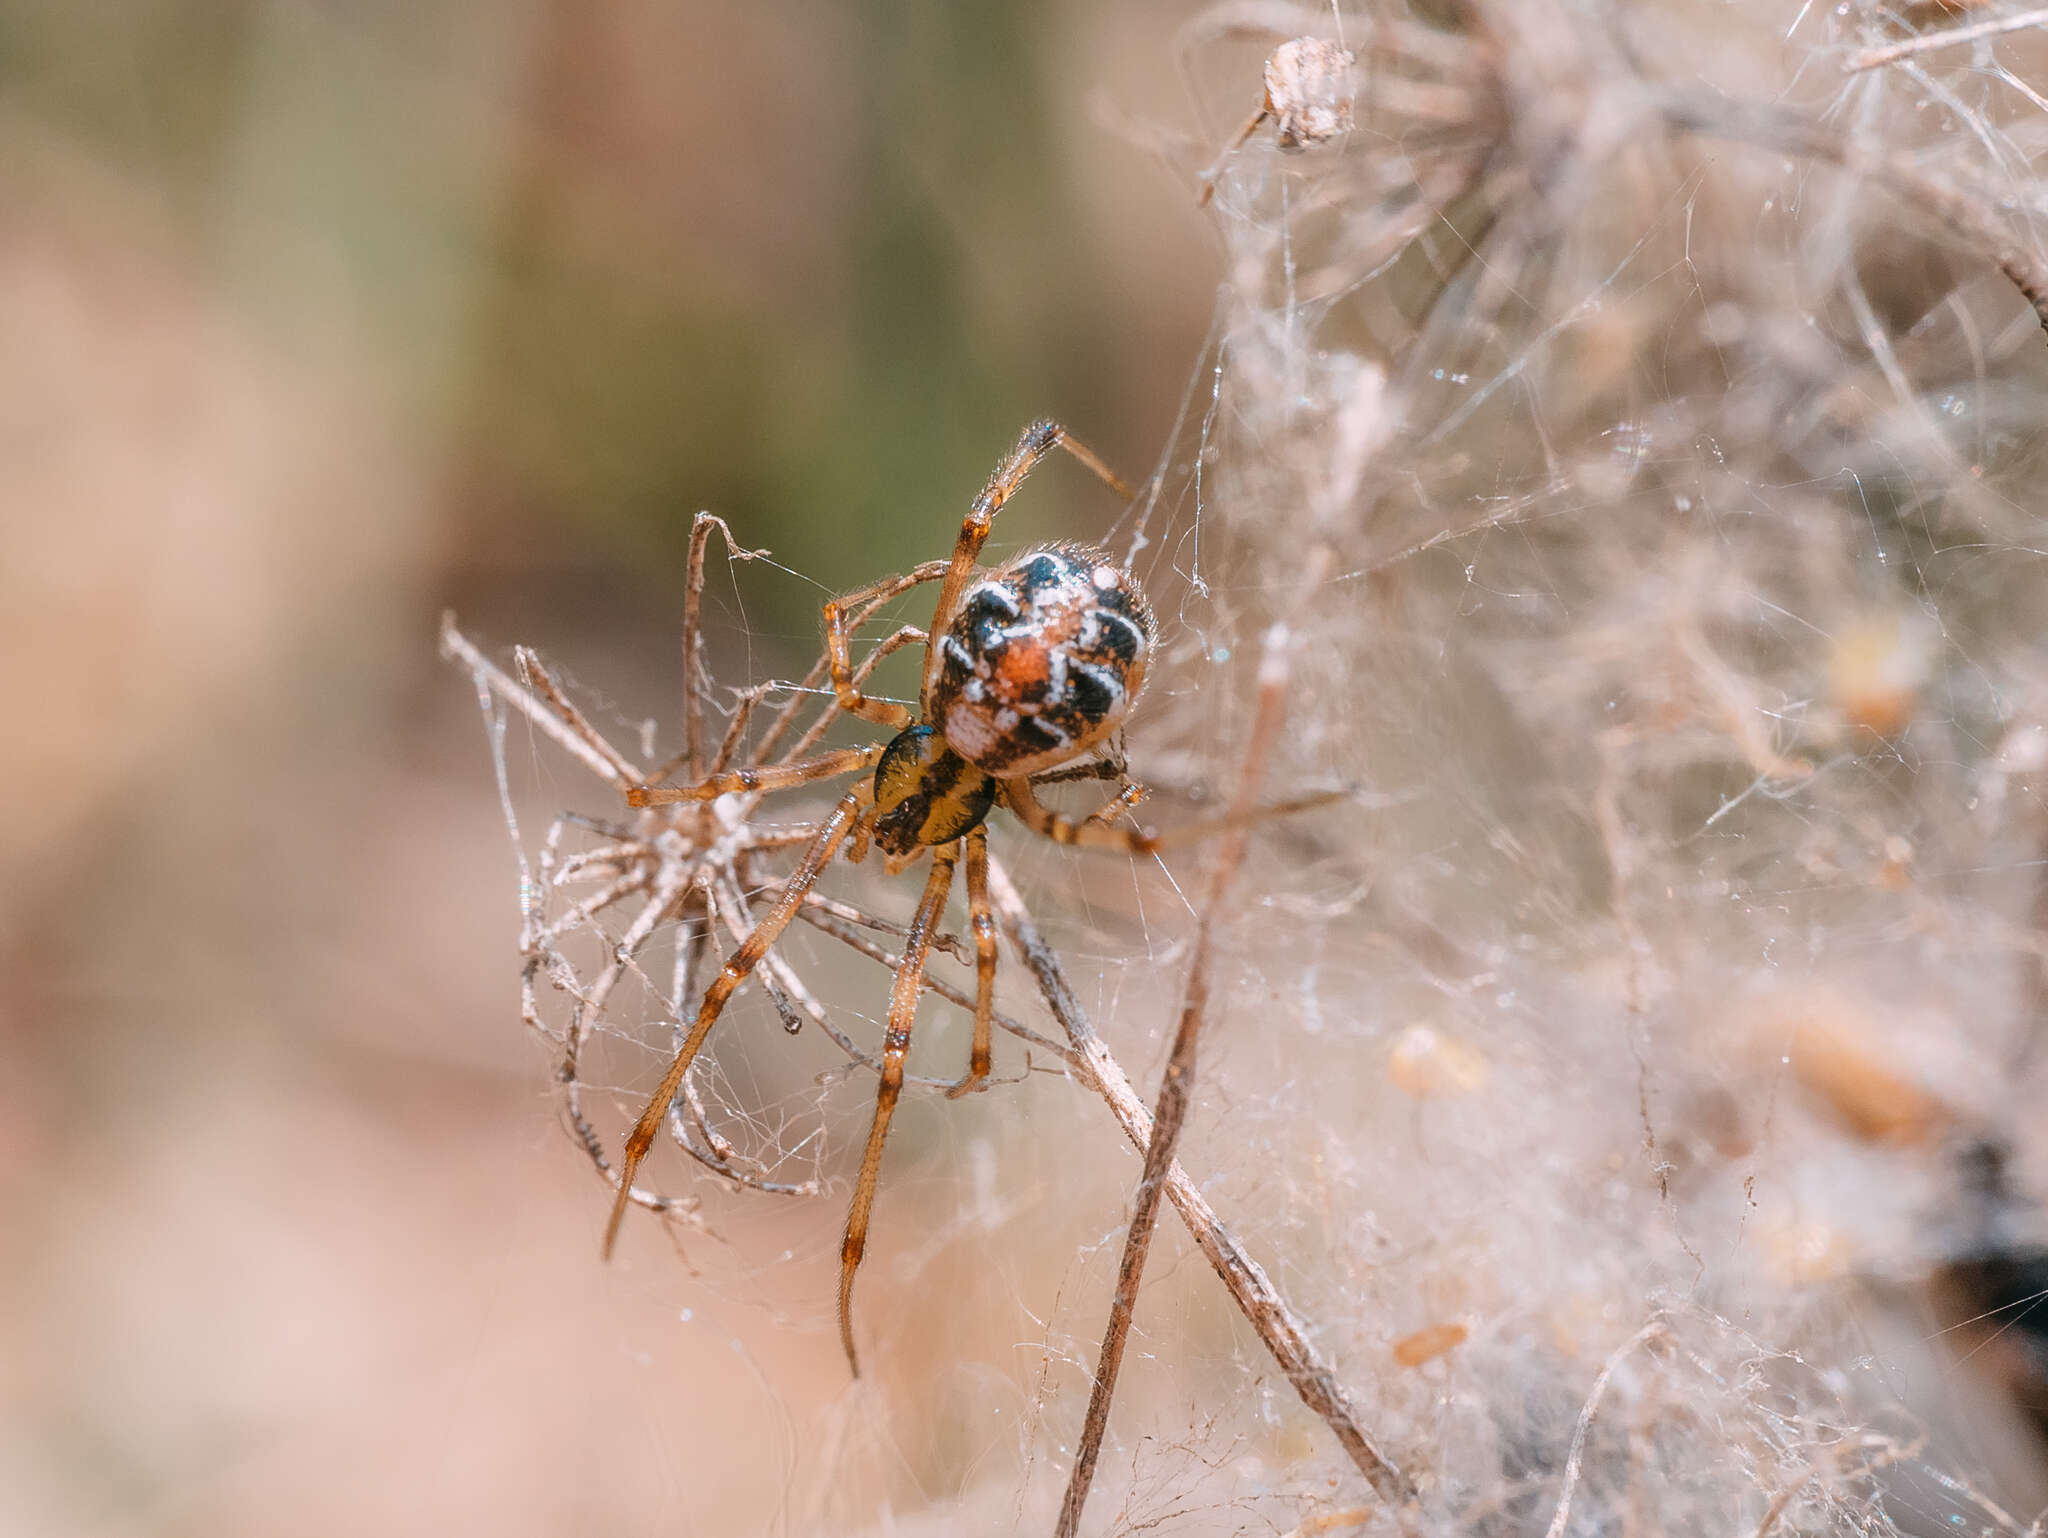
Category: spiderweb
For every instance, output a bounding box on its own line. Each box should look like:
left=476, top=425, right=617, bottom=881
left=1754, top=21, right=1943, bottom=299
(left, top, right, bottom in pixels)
left=1101, top=1, right=2048, bottom=1533
left=448, top=1, right=2048, bottom=1532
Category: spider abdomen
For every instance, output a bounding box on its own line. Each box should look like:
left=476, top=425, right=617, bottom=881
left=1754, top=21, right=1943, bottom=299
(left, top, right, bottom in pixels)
left=932, top=542, right=1154, bottom=777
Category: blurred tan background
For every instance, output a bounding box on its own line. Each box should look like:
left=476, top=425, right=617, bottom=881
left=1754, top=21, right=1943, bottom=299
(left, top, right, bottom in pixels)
left=0, top=4, right=1238, bottom=1532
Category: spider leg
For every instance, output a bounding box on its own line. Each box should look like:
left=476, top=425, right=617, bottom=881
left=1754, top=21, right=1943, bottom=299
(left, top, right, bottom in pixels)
left=824, top=562, right=951, bottom=728
left=644, top=678, right=768, bottom=789
left=837, top=841, right=960, bottom=1375
left=627, top=744, right=883, bottom=807
left=1084, top=783, right=1148, bottom=826
left=1029, top=751, right=1129, bottom=788
left=999, top=777, right=1158, bottom=853
left=664, top=620, right=926, bottom=795
left=844, top=800, right=876, bottom=866
left=945, top=827, right=997, bottom=1099
left=602, top=787, right=867, bottom=1258
left=761, top=572, right=941, bottom=764
left=919, top=420, right=1135, bottom=708
left=814, top=621, right=927, bottom=740
left=999, top=776, right=1350, bottom=855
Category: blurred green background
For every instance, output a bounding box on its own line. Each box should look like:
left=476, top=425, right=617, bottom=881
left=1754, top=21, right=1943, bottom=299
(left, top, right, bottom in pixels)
left=0, top=4, right=1230, bottom=1533
left=4, top=0, right=1213, bottom=593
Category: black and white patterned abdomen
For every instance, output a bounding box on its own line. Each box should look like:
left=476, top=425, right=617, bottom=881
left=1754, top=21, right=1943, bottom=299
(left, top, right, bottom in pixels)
left=930, top=542, right=1155, bottom=777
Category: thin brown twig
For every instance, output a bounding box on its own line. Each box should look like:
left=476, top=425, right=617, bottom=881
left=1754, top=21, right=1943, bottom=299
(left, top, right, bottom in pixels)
left=984, top=855, right=1413, bottom=1513
left=1057, top=545, right=1335, bottom=1538
left=453, top=605, right=1409, bottom=1504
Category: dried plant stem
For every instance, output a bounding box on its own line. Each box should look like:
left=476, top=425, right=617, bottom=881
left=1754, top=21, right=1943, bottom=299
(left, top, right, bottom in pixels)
left=789, top=900, right=1070, bottom=1063
left=680, top=513, right=767, bottom=785
left=1055, top=549, right=1336, bottom=1536
left=441, top=614, right=636, bottom=788
left=1752, top=1474, right=1816, bottom=1538
left=1845, top=8, right=2048, bottom=72
left=447, top=549, right=1414, bottom=1512
left=514, top=647, right=645, bottom=787
left=985, top=854, right=1413, bottom=1513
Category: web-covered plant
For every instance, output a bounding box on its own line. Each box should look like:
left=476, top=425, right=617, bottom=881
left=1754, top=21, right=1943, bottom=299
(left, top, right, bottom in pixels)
left=1104, top=0, right=2048, bottom=1533
left=449, top=0, right=2048, bottom=1531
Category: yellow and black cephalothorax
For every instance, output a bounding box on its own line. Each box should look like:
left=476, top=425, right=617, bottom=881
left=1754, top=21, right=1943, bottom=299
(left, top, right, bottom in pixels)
left=872, top=725, right=996, bottom=857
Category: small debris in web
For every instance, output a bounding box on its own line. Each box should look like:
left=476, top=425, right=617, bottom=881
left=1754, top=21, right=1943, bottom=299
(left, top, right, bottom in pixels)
left=1198, top=36, right=1357, bottom=207
left=1264, top=37, right=1357, bottom=151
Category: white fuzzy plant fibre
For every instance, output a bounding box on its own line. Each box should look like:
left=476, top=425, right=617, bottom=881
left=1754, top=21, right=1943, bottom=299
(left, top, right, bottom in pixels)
left=1043, top=0, right=2048, bottom=1533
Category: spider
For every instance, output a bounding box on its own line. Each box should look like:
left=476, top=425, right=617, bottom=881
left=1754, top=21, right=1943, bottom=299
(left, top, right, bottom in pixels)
left=606, top=419, right=1297, bottom=1374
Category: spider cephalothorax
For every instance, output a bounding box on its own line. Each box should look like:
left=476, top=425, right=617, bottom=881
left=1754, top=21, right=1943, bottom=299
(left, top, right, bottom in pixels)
left=871, top=726, right=994, bottom=857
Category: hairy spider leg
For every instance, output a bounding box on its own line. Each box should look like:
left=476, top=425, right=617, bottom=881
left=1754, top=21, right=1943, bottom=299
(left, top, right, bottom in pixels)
left=751, top=569, right=943, bottom=766
left=1030, top=755, right=1131, bottom=788
left=646, top=619, right=926, bottom=795
left=602, top=787, right=868, bottom=1257
left=626, top=744, right=886, bottom=807
left=824, top=561, right=952, bottom=727
left=946, top=827, right=998, bottom=1099
left=918, top=419, right=1135, bottom=712
left=1085, top=783, right=1148, bottom=826
left=837, top=840, right=960, bottom=1375
left=999, top=777, right=1353, bottom=855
